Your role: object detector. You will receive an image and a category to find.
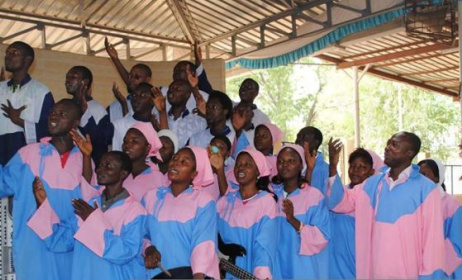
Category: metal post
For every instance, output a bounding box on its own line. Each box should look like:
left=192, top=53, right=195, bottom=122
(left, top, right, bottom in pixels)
left=124, top=38, right=130, bottom=60
left=459, top=1, right=462, bottom=141
left=353, top=66, right=360, bottom=147
left=398, top=84, right=403, bottom=130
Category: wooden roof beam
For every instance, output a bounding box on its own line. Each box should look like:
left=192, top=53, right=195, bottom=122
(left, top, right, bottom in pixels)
left=343, top=40, right=430, bottom=60
left=316, top=54, right=458, bottom=97
left=402, top=66, right=459, bottom=77
left=336, top=43, right=452, bottom=69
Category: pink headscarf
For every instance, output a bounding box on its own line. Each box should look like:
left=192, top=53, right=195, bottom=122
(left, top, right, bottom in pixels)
left=366, top=149, right=385, bottom=174
left=279, top=143, right=307, bottom=173
left=237, top=147, right=271, bottom=177
left=187, top=146, right=215, bottom=189
left=130, top=122, right=162, bottom=160
left=260, top=123, right=284, bottom=143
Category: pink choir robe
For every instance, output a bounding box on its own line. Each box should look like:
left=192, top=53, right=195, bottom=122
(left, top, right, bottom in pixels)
left=328, top=165, right=445, bottom=279
left=27, top=187, right=147, bottom=280
left=0, top=138, right=86, bottom=280
left=123, top=161, right=165, bottom=201
left=217, top=190, right=278, bottom=279
left=441, top=191, right=462, bottom=278
left=143, top=186, right=220, bottom=279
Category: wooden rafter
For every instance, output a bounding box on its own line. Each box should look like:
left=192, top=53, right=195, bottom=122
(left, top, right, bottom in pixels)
left=402, top=66, right=459, bottom=77
left=336, top=43, right=452, bottom=69
left=343, top=40, right=429, bottom=60
left=316, top=54, right=458, bottom=97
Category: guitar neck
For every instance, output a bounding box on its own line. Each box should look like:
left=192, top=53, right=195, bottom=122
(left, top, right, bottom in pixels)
left=219, top=258, right=257, bottom=279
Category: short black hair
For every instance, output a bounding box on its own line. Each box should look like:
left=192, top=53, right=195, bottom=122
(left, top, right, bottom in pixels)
left=134, top=82, right=154, bottom=96
left=56, top=98, right=83, bottom=119
left=208, top=90, right=233, bottom=119
left=297, top=126, right=323, bottom=150
left=132, top=63, right=152, bottom=78
left=242, top=78, right=259, bottom=92
left=211, top=135, right=232, bottom=151
left=106, top=151, right=132, bottom=174
left=10, top=41, right=34, bottom=62
left=176, top=60, right=197, bottom=73
left=70, top=66, right=93, bottom=87
left=348, top=148, right=373, bottom=167
left=401, top=131, right=421, bottom=158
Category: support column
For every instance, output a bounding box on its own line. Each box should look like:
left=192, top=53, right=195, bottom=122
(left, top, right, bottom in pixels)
left=353, top=66, right=360, bottom=147
left=458, top=1, right=462, bottom=139
left=344, top=64, right=371, bottom=148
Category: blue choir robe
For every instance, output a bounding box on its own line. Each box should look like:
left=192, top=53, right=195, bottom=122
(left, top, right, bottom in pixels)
left=142, top=186, right=220, bottom=279
left=217, top=190, right=278, bottom=279
left=328, top=184, right=356, bottom=279
left=27, top=185, right=147, bottom=280
left=0, top=139, right=84, bottom=280
left=327, top=165, right=445, bottom=279
left=441, top=190, right=462, bottom=278
left=311, top=151, right=329, bottom=195
left=272, top=183, right=330, bottom=279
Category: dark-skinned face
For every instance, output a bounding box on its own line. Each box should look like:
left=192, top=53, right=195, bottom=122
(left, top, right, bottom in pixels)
left=5, top=45, right=31, bottom=72
left=159, top=136, right=175, bottom=163
left=348, top=157, right=374, bottom=187
left=48, top=102, right=79, bottom=137
left=254, top=125, right=273, bottom=155
left=122, top=128, right=150, bottom=162
left=96, top=153, right=127, bottom=186
left=418, top=163, right=439, bottom=184
left=383, top=133, right=414, bottom=168
left=128, top=67, right=150, bottom=92
left=234, top=152, right=259, bottom=186
left=65, top=69, right=88, bottom=95
left=239, top=79, right=258, bottom=103
left=168, top=148, right=198, bottom=184
left=277, top=148, right=303, bottom=181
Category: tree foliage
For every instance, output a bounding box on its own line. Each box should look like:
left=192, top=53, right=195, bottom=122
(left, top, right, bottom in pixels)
left=226, top=59, right=460, bottom=161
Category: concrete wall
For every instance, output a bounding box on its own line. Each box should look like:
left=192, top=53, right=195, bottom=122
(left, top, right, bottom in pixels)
left=0, top=44, right=225, bottom=107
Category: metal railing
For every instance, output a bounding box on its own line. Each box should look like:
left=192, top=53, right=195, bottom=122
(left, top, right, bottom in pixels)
left=445, top=165, right=462, bottom=195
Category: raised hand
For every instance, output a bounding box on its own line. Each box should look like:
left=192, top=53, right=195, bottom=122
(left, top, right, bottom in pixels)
left=151, top=87, right=166, bottom=113
left=112, top=82, right=125, bottom=103
left=72, top=198, right=97, bottom=221
left=144, top=246, right=162, bottom=269
left=194, top=41, right=202, bottom=66
left=194, top=92, right=206, bottom=116
left=1, top=99, right=26, bottom=127
left=112, top=82, right=128, bottom=116
left=187, top=71, right=199, bottom=88
left=32, top=176, right=47, bottom=207
left=104, top=37, right=118, bottom=59
left=328, top=137, right=343, bottom=176
left=208, top=146, right=224, bottom=172
left=70, top=129, right=93, bottom=157
left=302, top=141, right=316, bottom=172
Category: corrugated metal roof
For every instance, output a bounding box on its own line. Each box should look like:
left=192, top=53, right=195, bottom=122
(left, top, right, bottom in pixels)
left=316, top=30, right=460, bottom=97
left=0, top=0, right=459, bottom=96
left=0, top=0, right=325, bottom=61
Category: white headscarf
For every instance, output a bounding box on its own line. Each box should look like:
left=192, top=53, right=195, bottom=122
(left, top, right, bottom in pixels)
left=429, top=158, right=446, bottom=197
left=158, top=129, right=179, bottom=153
